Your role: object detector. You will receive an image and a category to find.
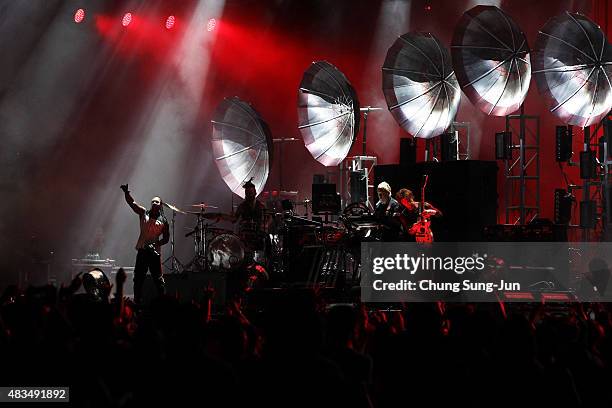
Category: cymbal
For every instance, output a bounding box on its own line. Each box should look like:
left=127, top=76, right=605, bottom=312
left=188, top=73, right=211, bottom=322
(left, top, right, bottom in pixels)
left=186, top=211, right=215, bottom=216
left=190, top=203, right=219, bottom=209
left=163, top=202, right=186, bottom=214
left=201, top=212, right=235, bottom=221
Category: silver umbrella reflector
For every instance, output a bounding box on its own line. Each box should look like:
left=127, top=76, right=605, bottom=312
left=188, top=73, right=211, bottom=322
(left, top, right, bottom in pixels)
left=451, top=5, right=531, bottom=116
left=533, top=12, right=612, bottom=127
left=211, top=97, right=273, bottom=198
left=383, top=32, right=460, bottom=139
left=298, top=61, right=360, bottom=167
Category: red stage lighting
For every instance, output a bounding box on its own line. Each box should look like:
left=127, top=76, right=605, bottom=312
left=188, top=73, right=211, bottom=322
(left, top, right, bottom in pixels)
left=207, top=18, right=216, bottom=32
left=165, top=15, right=176, bottom=30
left=122, top=12, right=133, bottom=27
left=74, top=8, right=85, bottom=23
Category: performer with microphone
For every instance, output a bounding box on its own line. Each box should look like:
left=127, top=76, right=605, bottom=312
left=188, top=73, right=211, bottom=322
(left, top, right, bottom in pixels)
left=121, top=184, right=169, bottom=304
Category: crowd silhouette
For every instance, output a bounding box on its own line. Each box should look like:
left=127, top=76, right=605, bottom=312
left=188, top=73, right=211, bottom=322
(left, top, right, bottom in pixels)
left=1, top=270, right=612, bottom=407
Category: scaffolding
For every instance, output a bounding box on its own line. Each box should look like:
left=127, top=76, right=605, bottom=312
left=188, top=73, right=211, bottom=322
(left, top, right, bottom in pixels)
left=504, top=106, right=541, bottom=225
left=339, top=155, right=378, bottom=210
left=450, top=121, right=471, bottom=160
left=574, top=119, right=612, bottom=241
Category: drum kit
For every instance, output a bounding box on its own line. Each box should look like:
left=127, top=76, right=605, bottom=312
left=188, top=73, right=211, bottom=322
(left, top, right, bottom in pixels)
left=158, top=195, right=392, bottom=290
left=159, top=200, right=275, bottom=276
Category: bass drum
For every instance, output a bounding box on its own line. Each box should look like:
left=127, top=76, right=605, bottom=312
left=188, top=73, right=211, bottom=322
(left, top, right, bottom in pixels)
left=207, top=233, right=245, bottom=272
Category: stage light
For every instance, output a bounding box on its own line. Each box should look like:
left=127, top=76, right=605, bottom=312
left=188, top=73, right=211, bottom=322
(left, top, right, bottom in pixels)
left=207, top=18, right=216, bottom=31
left=74, top=8, right=85, bottom=24
left=165, top=15, right=176, bottom=30
left=122, top=12, right=133, bottom=27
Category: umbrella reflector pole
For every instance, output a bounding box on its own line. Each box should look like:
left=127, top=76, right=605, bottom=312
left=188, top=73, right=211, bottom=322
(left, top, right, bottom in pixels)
left=358, top=106, right=383, bottom=156
left=450, top=121, right=471, bottom=160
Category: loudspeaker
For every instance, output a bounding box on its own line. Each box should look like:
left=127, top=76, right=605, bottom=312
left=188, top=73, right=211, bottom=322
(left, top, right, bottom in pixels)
left=349, top=170, right=367, bottom=203
left=400, top=138, right=417, bottom=165
left=554, top=189, right=572, bottom=224
left=312, top=183, right=340, bottom=214
left=556, top=125, right=573, bottom=162
left=580, top=200, right=597, bottom=228
left=495, top=131, right=512, bottom=160
left=313, top=174, right=325, bottom=184
left=604, top=118, right=612, bottom=159
left=599, top=136, right=609, bottom=163
left=440, top=131, right=458, bottom=161
left=580, top=150, right=597, bottom=179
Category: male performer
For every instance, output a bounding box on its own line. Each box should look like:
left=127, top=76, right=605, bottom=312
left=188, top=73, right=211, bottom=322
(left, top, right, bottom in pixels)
left=234, top=178, right=266, bottom=230
left=374, top=181, right=401, bottom=240
left=121, top=184, right=169, bottom=304
left=374, top=181, right=400, bottom=218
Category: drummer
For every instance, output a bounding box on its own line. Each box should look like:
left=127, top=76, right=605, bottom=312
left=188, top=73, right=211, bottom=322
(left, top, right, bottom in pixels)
left=233, top=178, right=271, bottom=254
left=234, top=178, right=266, bottom=230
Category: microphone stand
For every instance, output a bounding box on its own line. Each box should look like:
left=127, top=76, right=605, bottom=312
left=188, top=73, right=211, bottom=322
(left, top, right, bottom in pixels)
left=162, top=208, right=183, bottom=274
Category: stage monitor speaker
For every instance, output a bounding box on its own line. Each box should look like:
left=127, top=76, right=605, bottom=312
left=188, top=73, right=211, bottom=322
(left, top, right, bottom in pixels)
left=495, top=131, right=512, bottom=160
left=400, top=137, right=417, bottom=165
left=580, top=200, right=597, bottom=228
left=556, top=125, right=573, bottom=162
left=554, top=189, right=572, bottom=225
left=440, top=131, right=458, bottom=161
left=312, top=183, right=340, bottom=214
left=349, top=170, right=367, bottom=203
left=580, top=151, right=597, bottom=179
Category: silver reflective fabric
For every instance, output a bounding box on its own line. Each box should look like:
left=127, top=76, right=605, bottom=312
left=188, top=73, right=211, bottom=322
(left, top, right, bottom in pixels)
left=383, top=32, right=460, bottom=139
left=211, top=97, right=272, bottom=198
left=452, top=5, right=531, bottom=116
left=533, top=12, right=612, bottom=127
left=298, top=61, right=360, bottom=167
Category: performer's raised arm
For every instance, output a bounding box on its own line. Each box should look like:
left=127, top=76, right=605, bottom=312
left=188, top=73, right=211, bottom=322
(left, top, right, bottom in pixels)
left=120, top=184, right=145, bottom=216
